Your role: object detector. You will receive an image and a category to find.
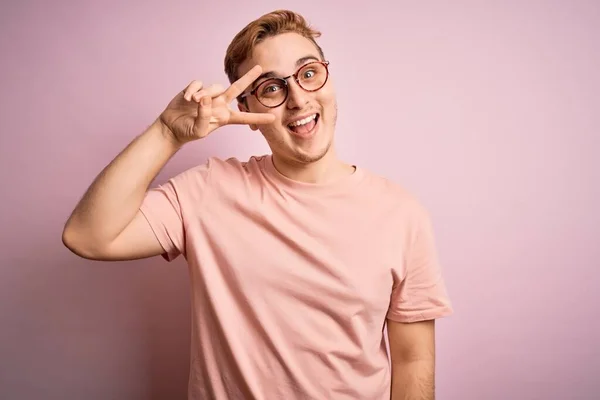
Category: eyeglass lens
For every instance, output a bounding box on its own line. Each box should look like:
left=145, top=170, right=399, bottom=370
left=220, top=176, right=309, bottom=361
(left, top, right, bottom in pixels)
left=256, top=62, right=328, bottom=107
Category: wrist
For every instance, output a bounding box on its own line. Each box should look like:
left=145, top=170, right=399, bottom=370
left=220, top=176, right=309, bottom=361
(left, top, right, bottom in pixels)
left=148, top=118, right=183, bottom=154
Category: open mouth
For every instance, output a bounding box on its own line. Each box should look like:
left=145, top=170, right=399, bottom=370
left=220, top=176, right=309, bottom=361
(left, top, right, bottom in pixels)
left=287, top=113, right=320, bottom=136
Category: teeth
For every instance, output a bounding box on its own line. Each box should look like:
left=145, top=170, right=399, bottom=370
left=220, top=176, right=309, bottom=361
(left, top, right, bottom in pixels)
left=288, top=114, right=317, bottom=127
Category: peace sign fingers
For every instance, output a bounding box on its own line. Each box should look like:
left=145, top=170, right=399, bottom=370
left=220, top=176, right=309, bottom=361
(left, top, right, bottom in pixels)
left=224, top=65, right=264, bottom=103
left=228, top=110, right=276, bottom=126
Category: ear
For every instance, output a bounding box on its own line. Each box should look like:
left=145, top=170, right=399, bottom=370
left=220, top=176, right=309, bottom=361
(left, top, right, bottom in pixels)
left=237, top=101, right=259, bottom=131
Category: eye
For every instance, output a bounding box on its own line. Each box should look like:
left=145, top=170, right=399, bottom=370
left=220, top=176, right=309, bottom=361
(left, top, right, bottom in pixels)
left=259, top=82, right=283, bottom=96
left=302, top=69, right=316, bottom=79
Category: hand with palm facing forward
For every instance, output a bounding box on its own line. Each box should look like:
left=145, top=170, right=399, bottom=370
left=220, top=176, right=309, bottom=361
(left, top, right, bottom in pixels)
left=158, top=65, right=275, bottom=144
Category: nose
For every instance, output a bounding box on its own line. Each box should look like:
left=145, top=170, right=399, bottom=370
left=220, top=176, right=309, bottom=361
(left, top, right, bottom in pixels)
left=285, top=79, right=309, bottom=109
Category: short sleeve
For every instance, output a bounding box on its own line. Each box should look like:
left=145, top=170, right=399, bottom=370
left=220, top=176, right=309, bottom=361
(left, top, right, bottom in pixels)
left=387, top=209, right=453, bottom=323
left=139, top=161, right=212, bottom=262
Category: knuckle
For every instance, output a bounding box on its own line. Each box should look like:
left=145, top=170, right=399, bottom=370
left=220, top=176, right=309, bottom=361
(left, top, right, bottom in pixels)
left=185, top=80, right=202, bottom=93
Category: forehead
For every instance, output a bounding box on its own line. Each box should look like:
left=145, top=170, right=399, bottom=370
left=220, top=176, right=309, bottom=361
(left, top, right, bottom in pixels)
left=238, top=32, right=322, bottom=78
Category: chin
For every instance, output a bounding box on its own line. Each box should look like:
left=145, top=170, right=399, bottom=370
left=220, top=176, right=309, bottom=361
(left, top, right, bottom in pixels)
left=289, top=136, right=333, bottom=164
left=264, top=112, right=334, bottom=163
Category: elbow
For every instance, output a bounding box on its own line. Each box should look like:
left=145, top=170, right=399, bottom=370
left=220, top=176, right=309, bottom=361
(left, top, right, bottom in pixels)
left=62, top=222, right=102, bottom=260
left=62, top=223, right=86, bottom=258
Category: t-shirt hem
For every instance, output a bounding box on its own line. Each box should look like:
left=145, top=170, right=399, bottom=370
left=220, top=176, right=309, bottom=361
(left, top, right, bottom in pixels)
left=139, top=203, right=179, bottom=262
left=386, top=305, right=454, bottom=323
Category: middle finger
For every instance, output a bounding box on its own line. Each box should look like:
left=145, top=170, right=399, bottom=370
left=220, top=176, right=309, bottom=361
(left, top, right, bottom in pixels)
left=192, top=84, right=226, bottom=102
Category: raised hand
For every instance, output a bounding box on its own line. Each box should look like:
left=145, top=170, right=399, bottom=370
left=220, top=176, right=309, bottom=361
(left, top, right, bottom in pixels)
left=158, top=65, right=275, bottom=144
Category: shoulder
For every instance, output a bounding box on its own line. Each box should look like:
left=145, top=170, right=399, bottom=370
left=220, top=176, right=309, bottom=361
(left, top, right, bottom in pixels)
left=161, top=154, right=268, bottom=201
left=168, top=154, right=266, bottom=184
left=361, top=168, right=427, bottom=209
left=357, top=167, right=433, bottom=227
left=207, top=154, right=267, bottom=177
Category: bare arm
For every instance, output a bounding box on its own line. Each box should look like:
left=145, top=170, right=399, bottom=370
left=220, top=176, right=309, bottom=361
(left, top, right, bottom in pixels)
left=62, top=66, right=274, bottom=261
left=388, top=319, right=436, bottom=400
left=62, top=120, right=181, bottom=261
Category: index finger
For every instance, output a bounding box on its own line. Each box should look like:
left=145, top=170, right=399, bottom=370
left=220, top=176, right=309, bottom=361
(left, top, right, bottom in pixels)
left=229, top=110, right=276, bottom=126
left=224, top=65, right=263, bottom=102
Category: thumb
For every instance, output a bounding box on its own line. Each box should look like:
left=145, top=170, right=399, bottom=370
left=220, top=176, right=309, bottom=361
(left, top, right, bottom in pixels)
left=194, top=96, right=212, bottom=136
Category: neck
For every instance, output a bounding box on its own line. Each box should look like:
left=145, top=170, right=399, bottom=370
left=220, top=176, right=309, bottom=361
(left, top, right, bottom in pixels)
left=271, top=148, right=354, bottom=184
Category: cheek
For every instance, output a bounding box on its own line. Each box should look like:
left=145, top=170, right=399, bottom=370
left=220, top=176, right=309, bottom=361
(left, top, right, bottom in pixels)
left=316, top=83, right=336, bottom=106
left=247, top=102, right=284, bottom=126
left=317, top=92, right=336, bottom=112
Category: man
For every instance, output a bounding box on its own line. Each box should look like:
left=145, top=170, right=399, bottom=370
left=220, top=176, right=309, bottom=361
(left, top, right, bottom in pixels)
left=62, top=9, right=453, bottom=400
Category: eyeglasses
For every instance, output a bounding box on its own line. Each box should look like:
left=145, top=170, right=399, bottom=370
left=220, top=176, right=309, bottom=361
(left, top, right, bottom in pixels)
left=239, top=61, right=330, bottom=108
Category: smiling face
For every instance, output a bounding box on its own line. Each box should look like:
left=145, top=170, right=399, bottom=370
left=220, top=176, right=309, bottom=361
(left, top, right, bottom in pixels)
left=237, top=32, right=337, bottom=166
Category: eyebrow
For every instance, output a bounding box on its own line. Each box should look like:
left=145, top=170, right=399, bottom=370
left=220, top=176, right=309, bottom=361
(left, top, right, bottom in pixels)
left=251, top=55, right=321, bottom=89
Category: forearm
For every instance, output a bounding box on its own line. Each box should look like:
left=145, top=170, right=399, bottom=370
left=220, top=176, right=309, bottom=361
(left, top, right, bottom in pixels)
left=390, top=360, right=435, bottom=400
left=63, top=119, right=181, bottom=249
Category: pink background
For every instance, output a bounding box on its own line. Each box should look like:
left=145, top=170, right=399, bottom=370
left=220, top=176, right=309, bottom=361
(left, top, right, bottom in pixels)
left=1, top=0, right=599, bottom=399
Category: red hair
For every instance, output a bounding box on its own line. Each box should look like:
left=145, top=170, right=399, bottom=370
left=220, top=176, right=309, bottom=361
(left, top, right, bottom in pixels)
left=224, top=10, right=325, bottom=85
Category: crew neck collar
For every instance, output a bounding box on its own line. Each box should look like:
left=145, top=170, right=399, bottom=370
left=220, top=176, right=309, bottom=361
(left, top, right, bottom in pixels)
left=261, top=154, right=365, bottom=195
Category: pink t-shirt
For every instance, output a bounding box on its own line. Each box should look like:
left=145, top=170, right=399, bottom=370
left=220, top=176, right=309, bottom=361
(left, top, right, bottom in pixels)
left=140, top=154, right=453, bottom=400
